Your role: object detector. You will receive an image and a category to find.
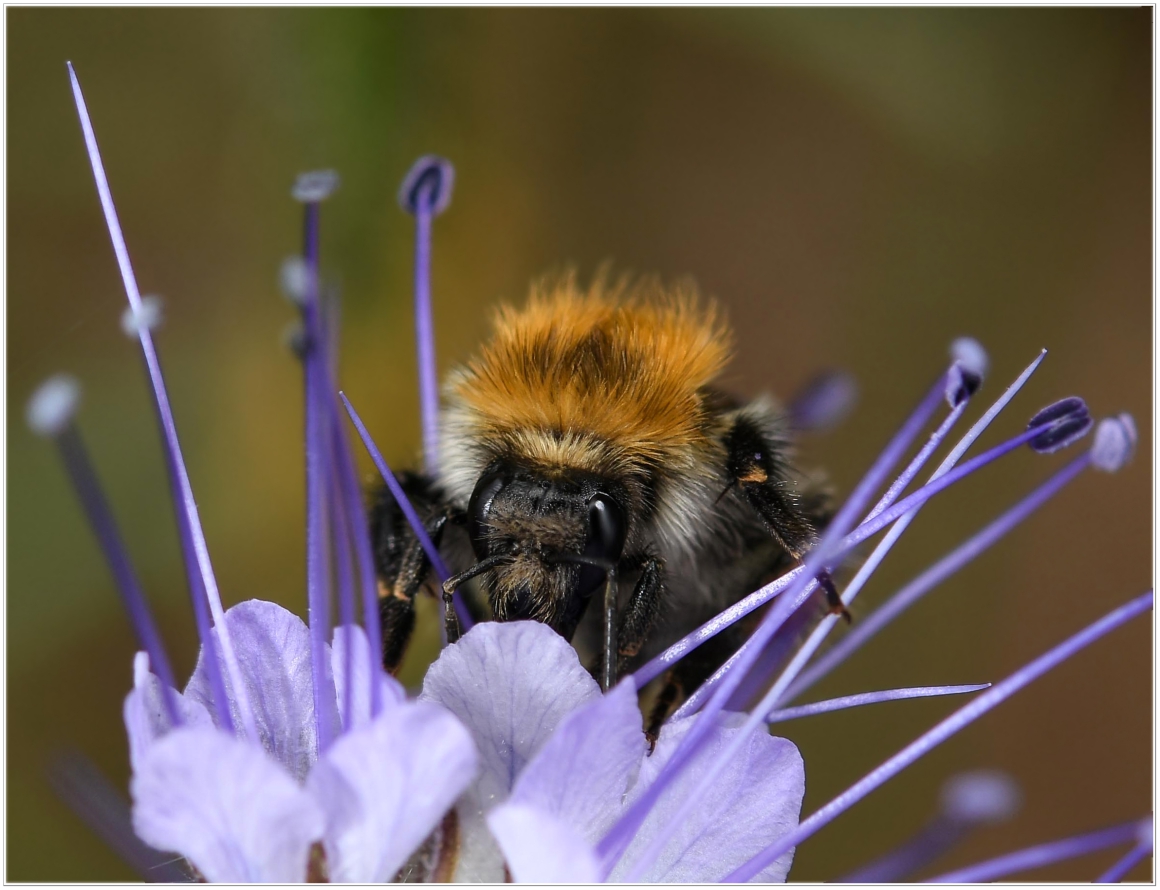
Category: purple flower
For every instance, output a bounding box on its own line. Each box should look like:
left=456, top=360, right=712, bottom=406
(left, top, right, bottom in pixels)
left=37, top=63, right=1150, bottom=884
left=124, top=602, right=476, bottom=882
left=419, top=620, right=805, bottom=882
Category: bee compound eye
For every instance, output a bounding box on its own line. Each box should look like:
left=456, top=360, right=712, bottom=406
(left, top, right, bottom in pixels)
left=585, top=493, right=628, bottom=564
left=467, top=470, right=507, bottom=560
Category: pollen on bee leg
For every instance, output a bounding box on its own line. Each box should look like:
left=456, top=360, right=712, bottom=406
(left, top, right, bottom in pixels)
left=737, top=467, right=768, bottom=484
left=377, top=579, right=392, bottom=600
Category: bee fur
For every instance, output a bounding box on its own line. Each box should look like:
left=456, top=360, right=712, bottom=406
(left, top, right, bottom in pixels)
left=370, top=271, right=833, bottom=708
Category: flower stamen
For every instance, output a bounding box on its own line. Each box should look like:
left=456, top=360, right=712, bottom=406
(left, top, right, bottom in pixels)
left=764, top=683, right=990, bottom=725
left=725, top=590, right=1153, bottom=882
left=399, top=155, right=455, bottom=475
left=27, top=376, right=182, bottom=727
left=67, top=61, right=256, bottom=743
left=927, top=816, right=1150, bottom=883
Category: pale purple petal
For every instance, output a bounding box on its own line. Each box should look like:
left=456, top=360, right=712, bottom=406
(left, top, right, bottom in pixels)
left=420, top=621, right=601, bottom=880
left=185, top=600, right=339, bottom=781
left=508, top=679, right=645, bottom=843
left=611, top=714, right=805, bottom=882
left=330, top=624, right=405, bottom=732
left=131, top=727, right=324, bottom=882
left=123, top=651, right=213, bottom=773
left=306, top=700, right=476, bottom=882
left=488, top=803, right=601, bottom=883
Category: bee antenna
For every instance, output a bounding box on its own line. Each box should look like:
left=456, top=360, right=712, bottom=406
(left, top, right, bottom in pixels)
left=549, top=553, right=617, bottom=571
left=442, top=553, right=510, bottom=596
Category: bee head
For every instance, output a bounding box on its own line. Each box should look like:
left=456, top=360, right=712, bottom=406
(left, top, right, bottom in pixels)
left=465, top=460, right=628, bottom=639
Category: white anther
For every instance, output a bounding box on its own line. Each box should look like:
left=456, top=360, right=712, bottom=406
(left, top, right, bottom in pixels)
left=27, top=374, right=81, bottom=437
left=279, top=256, right=311, bottom=307
left=1091, top=414, right=1137, bottom=473
left=940, top=769, right=1021, bottom=825
left=292, top=170, right=340, bottom=203
left=120, top=295, right=163, bottom=337
left=950, top=337, right=989, bottom=382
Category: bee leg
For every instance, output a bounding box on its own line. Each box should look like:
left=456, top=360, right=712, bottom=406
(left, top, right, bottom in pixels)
left=725, top=415, right=850, bottom=621
left=378, top=532, right=434, bottom=673
left=642, top=621, right=748, bottom=751
left=616, top=555, right=665, bottom=666
left=644, top=669, right=684, bottom=753
left=443, top=587, right=462, bottom=645
left=371, top=471, right=457, bottom=671
left=600, top=568, right=619, bottom=692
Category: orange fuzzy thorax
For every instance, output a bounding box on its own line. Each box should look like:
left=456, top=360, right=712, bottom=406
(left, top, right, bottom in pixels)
left=442, top=275, right=733, bottom=481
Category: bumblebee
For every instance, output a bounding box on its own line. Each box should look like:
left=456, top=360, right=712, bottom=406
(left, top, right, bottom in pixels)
left=370, top=273, right=836, bottom=720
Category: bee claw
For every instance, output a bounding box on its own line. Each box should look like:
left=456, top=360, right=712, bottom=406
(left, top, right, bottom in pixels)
left=830, top=602, right=853, bottom=623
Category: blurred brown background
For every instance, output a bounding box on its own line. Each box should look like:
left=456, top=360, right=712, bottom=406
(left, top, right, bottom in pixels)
left=7, top=7, right=1152, bottom=881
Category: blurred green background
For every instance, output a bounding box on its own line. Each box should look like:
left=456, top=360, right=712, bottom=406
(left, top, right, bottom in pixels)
left=7, top=7, right=1151, bottom=882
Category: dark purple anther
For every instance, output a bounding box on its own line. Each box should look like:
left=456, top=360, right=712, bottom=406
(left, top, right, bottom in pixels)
left=945, top=337, right=988, bottom=407
left=398, top=156, right=455, bottom=216
left=1027, top=397, right=1093, bottom=453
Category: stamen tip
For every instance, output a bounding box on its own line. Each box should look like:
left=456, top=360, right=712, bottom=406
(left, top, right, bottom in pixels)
left=1028, top=396, right=1093, bottom=453
left=120, top=295, right=163, bottom=337
left=1090, top=413, right=1137, bottom=472
left=940, top=769, right=1022, bottom=825
left=946, top=338, right=988, bottom=406
left=291, top=169, right=340, bottom=203
left=1137, top=816, right=1153, bottom=846
left=399, top=155, right=455, bottom=216
left=279, top=256, right=310, bottom=307
left=27, top=374, right=81, bottom=437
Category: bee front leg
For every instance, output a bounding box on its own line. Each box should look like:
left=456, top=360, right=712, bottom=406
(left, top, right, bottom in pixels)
left=378, top=532, right=434, bottom=673
left=375, top=496, right=457, bottom=673
left=725, top=415, right=849, bottom=620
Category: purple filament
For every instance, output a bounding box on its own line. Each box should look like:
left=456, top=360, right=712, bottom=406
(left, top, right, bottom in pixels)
left=764, top=684, right=989, bottom=724
left=54, top=427, right=182, bottom=726
left=867, top=397, right=971, bottom=521
left=724, top=591, right=1153, bottom=882
left=839, top=816, right=967, bottom=883
left=301, top=201, right=335, bottom=751
left=329, top=416, right=385, bottom=715
left=604, top=370, right=952, bottom=878
left=1096, top=836, right=1153, bottom=883
left=67, top=62, right=253, bottom=741
left=339, top=392, right=474, bottom=630
left=413, top=183, right=440, bottom=474
left=328, top=454, right=356, bottom=728
left=927, top=818, right=1147, bottom=882
left=783, top=451, right=1090, bottom=704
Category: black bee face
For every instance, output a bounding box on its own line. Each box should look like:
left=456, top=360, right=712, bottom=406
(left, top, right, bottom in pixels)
left=466, top=461, right=628, bottom=639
